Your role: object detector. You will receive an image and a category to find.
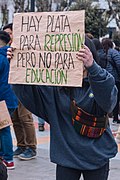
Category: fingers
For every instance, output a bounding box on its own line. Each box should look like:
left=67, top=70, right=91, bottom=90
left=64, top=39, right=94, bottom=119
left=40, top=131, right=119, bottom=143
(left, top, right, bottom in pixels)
left=76, top=45, right=94, bottom=68
left=78, top=45, right=91, bottom=55
left=7, top=48, right=12, bottom=59
left=7, top=47, right=16, bottom=60
left=82, top=45, right=91, bottom=53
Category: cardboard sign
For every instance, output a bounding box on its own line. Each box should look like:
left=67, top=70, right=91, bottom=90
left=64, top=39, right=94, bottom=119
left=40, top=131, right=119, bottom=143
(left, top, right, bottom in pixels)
left=9, top=10, right=85, bottom=87
left=0, top=101, right=12, bottom=129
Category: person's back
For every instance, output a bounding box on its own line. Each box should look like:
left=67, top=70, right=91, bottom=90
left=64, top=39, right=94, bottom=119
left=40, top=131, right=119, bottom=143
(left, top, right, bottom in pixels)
left=92, top=38, right=107, bottom=69
left=102, top=38, right=120, bottom=82
left=102, top=38, right=120, bottom=124
left=97, top=48, right=107, bottom=69
left=106, top=48, right=120, bottom=82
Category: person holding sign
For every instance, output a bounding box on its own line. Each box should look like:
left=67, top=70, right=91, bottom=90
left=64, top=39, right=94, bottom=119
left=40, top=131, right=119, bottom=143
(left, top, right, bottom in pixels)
left=0, top=31, right=18, bottom=170
left=7, top=36, right=118, bottom=180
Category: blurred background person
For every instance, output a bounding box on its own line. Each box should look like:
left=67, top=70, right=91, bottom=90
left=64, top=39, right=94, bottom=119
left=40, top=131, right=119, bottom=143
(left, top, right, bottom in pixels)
left=92, top=38, right=107, bottom=69
left=102, top=38, right=120, bottom=124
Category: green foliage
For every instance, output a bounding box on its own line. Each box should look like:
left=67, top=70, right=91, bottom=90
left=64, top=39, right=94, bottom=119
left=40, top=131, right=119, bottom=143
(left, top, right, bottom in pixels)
left=68, top=1, right=108, bottom=38
left=85, top=7, right=108, bottom=38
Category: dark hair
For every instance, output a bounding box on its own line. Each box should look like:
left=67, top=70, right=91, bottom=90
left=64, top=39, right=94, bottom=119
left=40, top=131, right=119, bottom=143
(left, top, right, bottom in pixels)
left=92, top=38, right=103, bottom=51
left=0, top=30, right=10, bottom=44
left=3, top=23, right=13, bottom=31
left=85, top=36, right=99, bottom=64
left=102, top=38, right=113, bottom=53
left=85, top=33, right=94, bottom=40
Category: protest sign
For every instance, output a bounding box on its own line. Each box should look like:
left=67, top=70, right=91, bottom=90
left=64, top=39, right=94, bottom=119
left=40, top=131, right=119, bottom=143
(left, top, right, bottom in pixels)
left=9, top=10, right=85, bottom=87
left=0, top=101, right=12, bottom=129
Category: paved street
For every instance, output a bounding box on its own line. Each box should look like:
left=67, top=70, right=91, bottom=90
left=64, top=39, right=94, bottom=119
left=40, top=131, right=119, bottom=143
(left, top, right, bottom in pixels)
left=7, top=115, right=120, bottom=180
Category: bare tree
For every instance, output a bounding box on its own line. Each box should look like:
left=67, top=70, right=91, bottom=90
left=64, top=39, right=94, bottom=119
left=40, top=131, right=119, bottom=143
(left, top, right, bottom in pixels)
left=35, top=0, right=68, bottom=12
left=106, top=0, right=120, bottom=29
left=13, top=0, right=30, bottom=12
left=0, top=0, right=9, bottom=28
left=1, top=4, right=8, bottom=26
left=36, top=0, right=52, bottom=12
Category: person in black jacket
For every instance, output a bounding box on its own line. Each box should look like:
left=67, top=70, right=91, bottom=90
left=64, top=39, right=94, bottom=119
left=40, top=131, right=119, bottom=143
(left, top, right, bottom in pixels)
left=92, top=38, right=107, bottom=69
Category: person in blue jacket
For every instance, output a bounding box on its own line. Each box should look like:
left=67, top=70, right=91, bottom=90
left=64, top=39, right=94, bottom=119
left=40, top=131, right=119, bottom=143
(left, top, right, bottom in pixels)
left=7, top=37, right=117, bottom=180
left=0, top=31, right=18, bottom=170
left=102, top=38, right=120, bottom=124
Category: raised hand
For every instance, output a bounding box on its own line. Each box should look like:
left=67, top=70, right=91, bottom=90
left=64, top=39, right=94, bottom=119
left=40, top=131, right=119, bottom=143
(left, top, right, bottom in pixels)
left=76, top=45, right=94, bottom=68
